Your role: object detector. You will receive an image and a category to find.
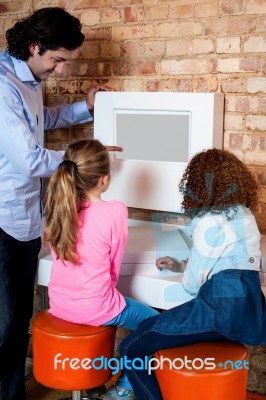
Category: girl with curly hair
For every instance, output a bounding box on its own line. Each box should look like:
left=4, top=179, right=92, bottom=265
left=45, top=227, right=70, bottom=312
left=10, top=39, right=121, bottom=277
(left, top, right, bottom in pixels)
left=118, top=148, right=266, bottom=400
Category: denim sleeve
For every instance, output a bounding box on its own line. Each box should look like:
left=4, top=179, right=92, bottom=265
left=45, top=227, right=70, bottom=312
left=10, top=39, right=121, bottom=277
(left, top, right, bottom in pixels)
left=181, top=215, right=227, bottom=295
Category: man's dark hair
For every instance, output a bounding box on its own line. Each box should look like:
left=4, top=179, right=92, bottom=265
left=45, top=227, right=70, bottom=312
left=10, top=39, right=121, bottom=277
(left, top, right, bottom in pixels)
left=6, top=7, right=85, bottom=60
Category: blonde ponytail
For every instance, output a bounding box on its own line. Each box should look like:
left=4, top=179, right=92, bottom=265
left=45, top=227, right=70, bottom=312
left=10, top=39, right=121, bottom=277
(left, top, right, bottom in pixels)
left=44, top=139, right=110, bottom=265
left=44, top=161, right=79, bottom=264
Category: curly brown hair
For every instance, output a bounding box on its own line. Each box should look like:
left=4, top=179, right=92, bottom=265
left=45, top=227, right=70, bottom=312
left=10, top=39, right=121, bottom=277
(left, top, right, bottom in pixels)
left=179, top=148, right=258, bottom=219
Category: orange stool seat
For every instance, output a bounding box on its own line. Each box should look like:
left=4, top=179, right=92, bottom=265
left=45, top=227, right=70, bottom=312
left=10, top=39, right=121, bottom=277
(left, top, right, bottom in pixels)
left=32, top=310, right=116, bottom=397
left=154, top=341, right=249, bottom=400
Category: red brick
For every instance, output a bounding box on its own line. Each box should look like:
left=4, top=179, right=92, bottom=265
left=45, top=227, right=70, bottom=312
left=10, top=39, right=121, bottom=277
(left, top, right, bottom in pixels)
left=220, top=0, right=244, bottom=15
left=246, top=0, right=266, bottom=14
left=83, top=27, right=111, bottom=42
left=101, top=9, right=121, bottom=24
left=261, top=97, right=266, bottom=113
left=122, top=41, right=165, bottom=59
left=69, top=62, right=111, bottom=77
left=205, top=16, right=256, bottom=35
left=100, top=43, right=121, bottom=58
left=239, top=57, right=261, bottom=72
left=225, top=96, right=259, bottom=113
left=145, top=5, right=168, bottom=21
left=80, top=43, right=100, bottom=59
left=260, top=137, right=266, bottom=151
left=113, top=61, right=156, bottom=76
left=0, top=1, right=30, bottom=14
left=157, top=21, right=202, bottom=37
left=46, top=129, right=70, bottom=143
left=254, top=206, right=266, bottom=234
left=193, top=76, right=218, bottom=92
left=70, top=125, right=93, bottom=142
left=229, top=133, right=243, bottom=149
left=112, top=24, right=154, bottom=41
left=146, top=80, right=160, bottom=92
left=64, top=0, right=111, bottom=9
left=168, top=4, right=194, bottom=19
left=159, top=79, right=192, bottom=92
left=0, top=34, right=7, bottom=51
left=58, top=80, right=79, bottom=95
left=195, top=1, right=218, bottom=17
left=124, top=6, right=144, bottom=23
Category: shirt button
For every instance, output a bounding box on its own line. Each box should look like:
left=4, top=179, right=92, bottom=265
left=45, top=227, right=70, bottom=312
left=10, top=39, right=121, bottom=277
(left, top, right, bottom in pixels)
left=249, top=257, right=255, bottom=263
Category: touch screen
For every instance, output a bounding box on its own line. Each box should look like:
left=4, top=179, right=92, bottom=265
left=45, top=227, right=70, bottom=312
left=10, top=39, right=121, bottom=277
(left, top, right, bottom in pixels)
left=115, top=112, right=190, bottom=162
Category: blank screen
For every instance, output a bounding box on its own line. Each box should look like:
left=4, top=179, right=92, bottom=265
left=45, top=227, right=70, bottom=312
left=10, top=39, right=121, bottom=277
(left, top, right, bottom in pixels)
left=115, top=112, right=190, bottom=162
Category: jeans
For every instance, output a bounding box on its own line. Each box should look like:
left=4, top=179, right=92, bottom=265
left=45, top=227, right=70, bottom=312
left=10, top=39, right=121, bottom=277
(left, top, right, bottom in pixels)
left=0, top=228, right=41, bottom=400
left=104, top=297, right=160, bottom=391
left=119, top=315, right=231, bottom=400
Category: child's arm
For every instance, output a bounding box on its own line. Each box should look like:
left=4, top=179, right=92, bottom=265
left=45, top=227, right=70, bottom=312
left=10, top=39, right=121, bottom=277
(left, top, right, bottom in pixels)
left=109, top=203, right=128, bottom=284
left=156, top=256, right=188, bottom=272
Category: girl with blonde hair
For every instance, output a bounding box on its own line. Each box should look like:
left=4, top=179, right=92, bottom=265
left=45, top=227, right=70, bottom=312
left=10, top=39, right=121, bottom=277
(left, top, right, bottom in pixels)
left=44, top=139, right=158, bottom=400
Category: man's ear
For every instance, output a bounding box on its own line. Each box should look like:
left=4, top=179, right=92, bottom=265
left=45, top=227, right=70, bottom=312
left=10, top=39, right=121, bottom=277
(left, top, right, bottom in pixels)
left=29, top=43, right=39, bottom=55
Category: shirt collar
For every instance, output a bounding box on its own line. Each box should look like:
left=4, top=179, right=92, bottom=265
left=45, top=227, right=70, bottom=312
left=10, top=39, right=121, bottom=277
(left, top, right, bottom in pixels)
left=10, top=54, right=39, bottom=86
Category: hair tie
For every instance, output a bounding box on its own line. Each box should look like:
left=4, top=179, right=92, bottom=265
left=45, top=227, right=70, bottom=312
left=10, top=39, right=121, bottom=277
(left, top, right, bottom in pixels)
left=59, top=160, right=78, bottom=173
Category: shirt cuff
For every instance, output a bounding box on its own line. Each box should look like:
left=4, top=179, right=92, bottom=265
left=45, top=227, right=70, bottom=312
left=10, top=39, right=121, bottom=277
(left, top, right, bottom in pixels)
left=71, top=100, right=93, bottom=123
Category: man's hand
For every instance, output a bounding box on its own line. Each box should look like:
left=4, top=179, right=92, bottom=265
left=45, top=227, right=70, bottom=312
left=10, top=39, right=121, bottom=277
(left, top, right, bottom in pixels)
left=86, top=84, right=121, bottom=152
left=105, top=146, right=123, bottom=152
left=86, top=83, right=114, bottom=110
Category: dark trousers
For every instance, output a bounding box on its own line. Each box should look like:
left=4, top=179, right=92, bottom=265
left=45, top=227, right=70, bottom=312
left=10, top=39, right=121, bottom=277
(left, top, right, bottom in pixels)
left=0, top=228, right=41, bottom=400
left=119, top=314, right=231, bottom=400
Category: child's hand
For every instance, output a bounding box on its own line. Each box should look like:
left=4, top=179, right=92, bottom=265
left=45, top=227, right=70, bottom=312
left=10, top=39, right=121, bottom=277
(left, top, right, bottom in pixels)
left=180, top=258, right=188, bottom=272
left=156, top=256, right=187, bottom=272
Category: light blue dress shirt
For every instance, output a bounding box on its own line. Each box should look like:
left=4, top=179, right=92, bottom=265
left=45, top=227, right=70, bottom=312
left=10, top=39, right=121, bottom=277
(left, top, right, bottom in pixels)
left=0, top=50, right=92, bottom=241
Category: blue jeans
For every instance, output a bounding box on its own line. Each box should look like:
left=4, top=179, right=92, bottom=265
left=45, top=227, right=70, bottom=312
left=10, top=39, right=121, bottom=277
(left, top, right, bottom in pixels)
left=0, top=228, right=41, bottom=400
left=104, top=297, right=159, bottom=391
left=119, top=314, right=232, bottom=400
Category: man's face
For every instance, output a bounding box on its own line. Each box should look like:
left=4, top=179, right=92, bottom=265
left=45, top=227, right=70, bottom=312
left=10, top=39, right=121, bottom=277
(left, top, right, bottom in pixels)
left=26, top=43, right=73, bottom=81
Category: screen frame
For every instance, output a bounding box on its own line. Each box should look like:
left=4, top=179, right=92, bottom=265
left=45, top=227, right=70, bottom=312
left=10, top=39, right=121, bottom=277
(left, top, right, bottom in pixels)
left=94, top=92, right=224, bottom=213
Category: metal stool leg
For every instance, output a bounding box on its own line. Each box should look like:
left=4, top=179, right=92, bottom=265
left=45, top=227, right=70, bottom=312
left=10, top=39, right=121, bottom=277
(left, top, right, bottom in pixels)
left=63, top=392, right=101, bottom=400
left=61, top=391, right=83, bottom=400
left=72, top=391, right=82, bottom=400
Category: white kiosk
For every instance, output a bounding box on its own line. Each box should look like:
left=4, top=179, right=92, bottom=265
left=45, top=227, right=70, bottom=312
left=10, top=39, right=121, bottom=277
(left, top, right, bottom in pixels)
left=36, top=92, right=266, bottom=308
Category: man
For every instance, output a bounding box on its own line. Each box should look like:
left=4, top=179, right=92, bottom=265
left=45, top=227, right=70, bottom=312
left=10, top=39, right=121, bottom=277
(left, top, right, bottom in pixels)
left=0, top=7, right=116, bottom=400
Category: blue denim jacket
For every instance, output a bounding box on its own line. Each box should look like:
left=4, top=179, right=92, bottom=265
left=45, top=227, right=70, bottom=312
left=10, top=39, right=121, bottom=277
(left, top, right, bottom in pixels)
left=0, top=50, right=92, bottom=241
left=182, top=205, right=261, bottom=296
left=152, top=206, right=266, bottom=345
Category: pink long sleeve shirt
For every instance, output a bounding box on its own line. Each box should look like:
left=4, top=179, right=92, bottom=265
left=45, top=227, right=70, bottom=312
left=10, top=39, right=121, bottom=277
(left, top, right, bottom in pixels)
left=48, top=200, right=128, bottom=326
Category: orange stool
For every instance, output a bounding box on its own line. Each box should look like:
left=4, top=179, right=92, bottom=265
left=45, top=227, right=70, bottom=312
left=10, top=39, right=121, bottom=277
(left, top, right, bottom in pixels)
left=32, top=310, right=117, bottom=400
left=154, top=341, right=249, bottom=400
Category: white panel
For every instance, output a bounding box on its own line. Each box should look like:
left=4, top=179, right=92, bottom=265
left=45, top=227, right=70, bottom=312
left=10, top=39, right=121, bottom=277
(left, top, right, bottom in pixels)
left=116, top=275, right=194, bottom=309
left=121, top=220, right=190, bottom=265
left=94, top=92, right=224, bottom=212
left=37, top=251, right=52, bottom=286
left=37, top=233, right=266, bottom=308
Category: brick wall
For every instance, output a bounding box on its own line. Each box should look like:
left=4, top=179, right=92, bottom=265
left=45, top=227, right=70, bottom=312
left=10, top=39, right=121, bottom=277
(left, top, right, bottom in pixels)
left=0, top=0, right=266, bottom=394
